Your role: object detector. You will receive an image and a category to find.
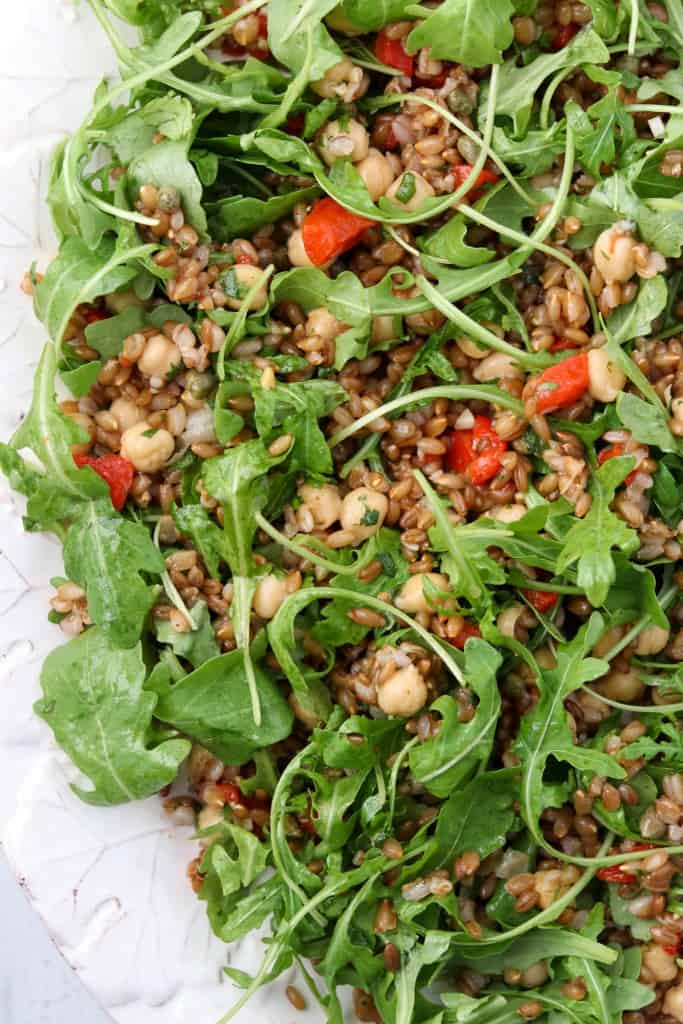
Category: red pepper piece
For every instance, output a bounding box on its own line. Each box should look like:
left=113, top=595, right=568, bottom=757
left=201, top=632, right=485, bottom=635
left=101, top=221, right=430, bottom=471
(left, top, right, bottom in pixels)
left=451, top=165, right=499, bottom=201
left=598, top=443, right=639, bottom=485
left=375, top=28, right=414, bottom=76
left=73, top=453, right=135, bottom=511
left=550, top=337, right=580, bottom=353
left=664, top=939, right=682, bottom=957
left=448, top=415, right=508, bottom=484
left=284, top=112, right=306, bottom=136
left=221, top=4, right=268, bottom=57
left=552, top=23, right=579, bottom=50
left=215, top=781, right=242, bottom=805
left=523, top=589, right=559, bottom=613
left=596, top=865, right=638, bottom=883
left=82, top=305, right=109, bottom=324
left=530, top=352, right=589, bottom=415
left=301, top=197, right=376, bottom=267
left=451, top=621, right=481, bottom=650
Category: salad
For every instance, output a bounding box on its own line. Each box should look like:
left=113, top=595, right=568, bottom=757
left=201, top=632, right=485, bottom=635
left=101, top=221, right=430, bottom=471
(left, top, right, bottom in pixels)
left=7, top=0, right=683, bottom=1020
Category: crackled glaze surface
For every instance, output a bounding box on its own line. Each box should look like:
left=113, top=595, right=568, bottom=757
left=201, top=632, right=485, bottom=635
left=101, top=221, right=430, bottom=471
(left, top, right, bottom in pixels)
left=0, top=4, right=319, bottom=1022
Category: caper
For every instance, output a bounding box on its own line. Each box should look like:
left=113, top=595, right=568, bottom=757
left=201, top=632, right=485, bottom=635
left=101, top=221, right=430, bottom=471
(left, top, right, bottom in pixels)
left=456, top=136, right=480, bottom=165
left=158, top=185, right=181, bottom=213
left=185, top=369, right=215, bottom=399
left=446, top=87, right=474, bottom=116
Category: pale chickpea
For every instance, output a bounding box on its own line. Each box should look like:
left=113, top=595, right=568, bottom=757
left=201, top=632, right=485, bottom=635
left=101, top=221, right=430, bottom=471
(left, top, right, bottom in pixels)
left=487, top=504, right=527, bottom=523
left=356, top=149, right=396, bottom=201
left=473, top=352, right=525, bottom=382
left=395, top=573, right=450, bottom=614
left=497, top=604, right=524, bottom=638
left=306, top=307, right=345, bottom=340
left=340, top=486, right=388, bottom=539
left=109, top=397, right=146, bottom=432
left=664, top=982, right=683, bottom=1022
left=105, top=289, right=146, bottom=314
left=298, top=483, right=343, bottom=529
left=593, top=222, right=637, bottom=284
left=377, top=664, right=428, bottom=717
left=138, top=333, right=182, bottom=380
left=68, top=412, right=95, bottom=455
left=642, top=943, right=678, bottom=982
left=225, top=264, right=269, bottom=311
left=372, top=314, right=400, bottom=343
left=587, top=347, right=626, bottom=403
left=253, top=575, right=288, bottom=619
left=318, top=118, right=369, bottom=166
left=635, top=623, right=670, bottom=655
left=385, top=171, right=435, bottom=212
left=598, top=667, right=645, bottom=703
left=311, top=58, right=368, bottom=103
left=120, top=421, right=175, bottom=473
left=288, top=229, right=315, bottom=268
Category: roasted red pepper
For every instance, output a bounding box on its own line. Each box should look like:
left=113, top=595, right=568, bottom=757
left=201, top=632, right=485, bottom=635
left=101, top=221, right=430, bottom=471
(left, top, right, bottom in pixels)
left=82, top=305, right=110, bottom=324
left=221, top=3, right=268, bottom=58
left=301, top=197, right=376, bottom=266
left=451, top=165, right=499, bottom=201
left=596, top=865, right=638, bottom=884
left=529, top=352, right=589, bottom=415
left=598, top=443, right=638, bottom=485
left=448, top=415, right=508, bottom=484
left=550, top=337, right=580, bottom=353
left=552, top=23, right=579, bottom=50
left=523, top=589, right=559, bottom=613
left=73, top=453, right=135, bottom=511
left=451, top=621, right=482, bottom=649
left=375, top=28, right=414, bottom=76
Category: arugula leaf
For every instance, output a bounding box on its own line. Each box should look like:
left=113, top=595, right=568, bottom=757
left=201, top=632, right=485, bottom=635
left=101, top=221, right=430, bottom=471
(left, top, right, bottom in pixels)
left=617, top=391, right=682, bottom=455
left=63, top=500, right=165, bottom=647
left=128, top=140, right=208, bottom=237
left=155, top=600, right=220, bottom=667
left=421, top=214, right=494, bottom=268
left=108, top=94, right=194, bottom=163
left=606, top=275, right=668, bottom=343
left=492, top=123, right=566, bottom=176
left=405, top=0, right=514, bottom=67
left=35, top=627, right=189, bottom=805
left=84, top=304, right=148, bottom=360
left=172, top=503, right=230, bottom=579
left=409, top=639, right=502, bottom=797
left=339, top=0, right=415, bottom=30
left=149, top=650, right=294, bottom=763
left=557, top=456, right=639, bottom=608
left=432, top=769, right=519, bottom=868
left=267, top=0, right=341, bottom=79
left=199, top=824, right=268, bottom=898
left=207, top=186, right=319, bottom=240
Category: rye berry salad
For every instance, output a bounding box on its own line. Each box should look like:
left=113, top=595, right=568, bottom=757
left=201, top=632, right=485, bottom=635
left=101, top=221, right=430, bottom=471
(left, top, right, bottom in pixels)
left=8, top=0, right=683, bottom=1021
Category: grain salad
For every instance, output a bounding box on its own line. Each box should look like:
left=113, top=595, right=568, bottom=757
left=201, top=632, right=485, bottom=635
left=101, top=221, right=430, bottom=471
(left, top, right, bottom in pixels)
left=7, top=0, right=683, bottom=1021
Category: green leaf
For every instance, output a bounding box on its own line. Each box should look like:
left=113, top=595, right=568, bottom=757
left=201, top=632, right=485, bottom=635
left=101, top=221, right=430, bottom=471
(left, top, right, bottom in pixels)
left=207, top=186, right=320, bottom=240
left=63, top=500, right=165, bottom=647
left=557, top=456, right=640, bottom=607
left=492, top=123, right=567, bottom=176
left=432, top=769, right=519, bottom=868
left=616, top=391, right=682, bottom=455
left=155, top=600, right=220, bottom=668
left=200, top=866, right=282, bottom=944
left=339, top=0, right=415, bottom=30
left=267, top=0, right=342, bottom=79
left=606, top=275, right=668, bottom=343
left=34, top=627, right=189, bottom=805
left=405, top=0, right=514, bottom=66
left=409, top=639, right=502, bottom=797
left=421, top=215, right=494, bottom=267
left=84, top=304, right=147, bottom=360
left=108, top=94, right=194, bottom=163
left=128, top=140, right=208, bottom=237
left=59, top=359, right=103, bottom=398
left=150, top=649, right=294, bottom=763
left=173, top=503, right=230, bottom=579
left=199, top=824, right=268, bottom=898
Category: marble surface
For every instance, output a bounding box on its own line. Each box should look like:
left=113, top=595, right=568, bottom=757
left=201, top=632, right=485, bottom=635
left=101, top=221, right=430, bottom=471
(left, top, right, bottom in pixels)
left=0, top=3, right=320, bottom=1023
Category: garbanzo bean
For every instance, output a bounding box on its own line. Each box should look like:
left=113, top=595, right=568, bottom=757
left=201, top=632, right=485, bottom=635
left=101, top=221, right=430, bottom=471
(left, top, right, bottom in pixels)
left=385, top=171, right=435, bottom=212
left=253, top=575, right=288, bottom=619
left=593, top=222, right=637, bottom=284
left=340, top=487, right=388, bottom=539
left=395, top=573, right=450, bottom=614
left=137, top=333, right=182, bottom=380
left=110, top=397, right=146, bottom=432
left=356, top=148, right=396, bottom=201
left=377, top=664, right=428, bottom=717
left=587, top=348, right=626, bottom=403
left=287, top=229, right=315, bottom=268
left=318, top=118, right=369, bottom=166
left=120, top=421, right=175, bottom=473
left=225, top=264, right=269, bottom=311
left=298, top=483, right=343, bottom=529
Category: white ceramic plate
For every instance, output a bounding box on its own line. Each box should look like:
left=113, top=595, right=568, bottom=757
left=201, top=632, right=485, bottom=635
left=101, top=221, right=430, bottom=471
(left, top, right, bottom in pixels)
left=0, top=4, right=321, bottom=1022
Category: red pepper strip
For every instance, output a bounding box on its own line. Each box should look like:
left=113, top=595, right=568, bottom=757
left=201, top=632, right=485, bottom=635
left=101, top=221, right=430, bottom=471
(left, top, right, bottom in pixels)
left=596, top=865, right=638, bottom=883
left=73, top=453, right=135, bottom=511
left=448, top=415, right=508, bottom=484
left=451, top=165, right=500, bottom=201
left=375, top=28, right=414, bottom=76
left=550, top=337, right=580, bottom=353
left=552, top=23, right=579, bottom=50
left=664, top=939, right=682, bottom=957
left=82, top=306, right=109, bottom=324
left=221, top=4, right=268, bottom=57
left=530, top=352, right=589, bottom=415
left=215, top=781, right=242, bottom=805
left=451, top=621, right=481, bottom=650
left=598, top=443, right=638, bottom=485
left=301, top=197, right=376, bottom=267
left=523, top=589, right=559, bottom=613
left=284, top=112, right=306, bottom=136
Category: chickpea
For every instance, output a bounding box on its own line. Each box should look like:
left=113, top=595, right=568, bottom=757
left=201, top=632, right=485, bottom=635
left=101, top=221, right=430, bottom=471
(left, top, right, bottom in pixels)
left=298, top=483, right=343, bottom=529
left=593, top=222, right=637, bottom=284
left=306, top=307, right=345, bottom=340
left=385, top=171, right=435, bottom=212
left=253, top=575, right=288, bottom=619
left=372, top=315, right=400, bottom=343
left=497, top=604, right=524, bottom=638
left=642, top=943, right=678, bottom=982
left=487, top=504, right=527, bottom=523
left=635, top=623, right=670, bottom=655
left=120, top=421, right=175, bottom=473
left=598, top=667, right=645, bottom=703
left=288, top=229, right=315, bottom=268
left=68, top=411, right=95, bottom=456
left=473, top=352, right=524, bottom=382
left=110, top=397, right=146, bottom=432
left=587, top=348, right=626, bottom=403
left=138, top=333, right=182, bottom=380
left=395, top=573, right=450, bottom=614
left=340, top=486, right=388, bottom=540
left=311, top=58, right=368, bottom=103
left=105, top=289, right=145, bottom=314
left=356, top=149, right=396, bottom=201
left=318, top=118, right=369, bottom=166
left=225, top=264, right=269, bottom=312
left=377, top=664, right=428, bottom=717
left=664, top=982, right=683, bottom=1022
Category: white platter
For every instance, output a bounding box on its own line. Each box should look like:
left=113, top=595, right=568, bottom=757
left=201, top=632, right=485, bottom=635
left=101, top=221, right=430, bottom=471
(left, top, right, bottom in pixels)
left=0, top=3, right=321, bottom=1022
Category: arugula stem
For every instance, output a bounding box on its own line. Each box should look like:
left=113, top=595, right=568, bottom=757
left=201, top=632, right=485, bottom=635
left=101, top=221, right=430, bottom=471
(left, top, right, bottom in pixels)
left=540, top=68, right=572, bottom=131
left=231, top=575, right=261, bottom=726
left=625, top=104, right=681, bottom=114
left=77, top=187, right=161, bottom=227
left=328, top=384, right=524, bottom=449
left=254, top=511, right=374, bottom=576
left=217, top=264, right=274, bottom=379
left=629, top=0, right=640, bottom=56
left=153, top=521, right=195, bottom=629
